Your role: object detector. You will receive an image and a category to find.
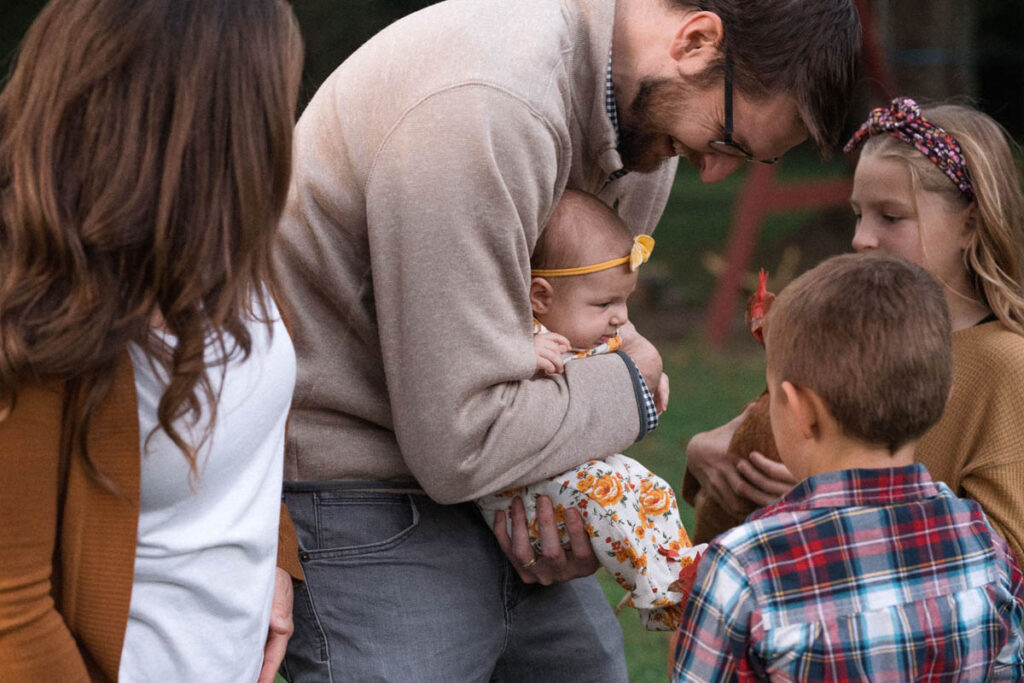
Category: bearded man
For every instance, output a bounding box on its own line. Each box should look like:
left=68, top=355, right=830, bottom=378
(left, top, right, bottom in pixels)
left=275, top=1, right=861, bottom=679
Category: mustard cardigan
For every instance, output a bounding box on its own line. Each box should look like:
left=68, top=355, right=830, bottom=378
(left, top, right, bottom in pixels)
left=916, top=320, right=1024, bottom=565
left=0, top=355, right=303, bottom=681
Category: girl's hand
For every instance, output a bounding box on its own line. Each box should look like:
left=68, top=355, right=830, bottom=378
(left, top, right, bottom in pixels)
left=735, top=451, right=797, bottom=506
left=684, top=407, right=752, bottom=516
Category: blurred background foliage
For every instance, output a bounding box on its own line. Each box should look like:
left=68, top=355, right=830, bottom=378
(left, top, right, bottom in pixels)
left=3, top=1, right=1022, bottom=680
left=3, top=1, right=1022, bottom=136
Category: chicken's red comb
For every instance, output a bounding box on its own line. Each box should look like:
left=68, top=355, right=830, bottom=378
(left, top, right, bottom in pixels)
left=747, top=269, right=772, bottom=346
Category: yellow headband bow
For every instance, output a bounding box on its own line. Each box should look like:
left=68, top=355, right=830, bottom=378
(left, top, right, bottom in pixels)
left=531, top=235, right=654, bottom=278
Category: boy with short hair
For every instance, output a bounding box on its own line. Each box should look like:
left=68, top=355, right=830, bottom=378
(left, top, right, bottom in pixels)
left=671, top=253, right=1024, bottom=681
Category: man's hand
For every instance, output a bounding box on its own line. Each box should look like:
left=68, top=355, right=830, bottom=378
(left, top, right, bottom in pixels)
left=654, top=372, right=670, bottom=414
left=257, top=567, right=294, bottom=683
left=533, top=331, right=571, bottom=375
left=493, top=495, right=599, bottom=585
left=617, top=322, right=663, bottom=391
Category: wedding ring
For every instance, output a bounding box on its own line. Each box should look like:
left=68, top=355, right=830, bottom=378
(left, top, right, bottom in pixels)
left=522, top=557, right=538, bottom=569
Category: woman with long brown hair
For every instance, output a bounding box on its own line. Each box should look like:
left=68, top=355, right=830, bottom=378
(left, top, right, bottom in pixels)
left=0, top=0, right=303, bottom=679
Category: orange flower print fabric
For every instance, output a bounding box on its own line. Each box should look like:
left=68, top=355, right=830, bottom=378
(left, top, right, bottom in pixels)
left=477, top=453, right=706, bottom=631
left=532, top=318, right=623, bottom=362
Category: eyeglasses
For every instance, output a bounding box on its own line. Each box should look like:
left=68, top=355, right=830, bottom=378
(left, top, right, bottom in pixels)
left=707, top=55, right=779, bottom=165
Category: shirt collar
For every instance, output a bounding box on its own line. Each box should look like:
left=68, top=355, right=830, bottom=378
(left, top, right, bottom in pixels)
left=604, top=48, right=628, bottom=183
left=751, top=463, right=942, bottom=520
left=605, top=49, right=620, bottom=143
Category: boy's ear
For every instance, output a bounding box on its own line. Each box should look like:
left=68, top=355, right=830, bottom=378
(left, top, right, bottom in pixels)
left=669, top=10, right=724, bottom=77
left=780, top=380, right=825, bottom=442
left=529, top=277, right=554, bottom=314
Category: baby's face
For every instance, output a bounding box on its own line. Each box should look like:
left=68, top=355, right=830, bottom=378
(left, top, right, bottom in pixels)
left=538, top=266, right=638, bottom=349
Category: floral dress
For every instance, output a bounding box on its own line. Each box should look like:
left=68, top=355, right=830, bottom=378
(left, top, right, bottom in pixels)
left=477, top=323, right=705, bottom=631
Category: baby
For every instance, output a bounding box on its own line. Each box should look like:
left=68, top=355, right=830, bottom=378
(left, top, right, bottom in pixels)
left=477, top=190, right=700, bottom=631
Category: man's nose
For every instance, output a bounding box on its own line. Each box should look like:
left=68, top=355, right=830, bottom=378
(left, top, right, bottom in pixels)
left=699, top=155, right=745, bottom=184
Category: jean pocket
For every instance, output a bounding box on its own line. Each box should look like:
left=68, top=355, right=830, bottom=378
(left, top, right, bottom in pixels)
left=304, top=491, right=420, bottom=560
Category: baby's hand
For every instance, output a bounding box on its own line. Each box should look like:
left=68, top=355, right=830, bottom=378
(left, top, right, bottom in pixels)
left=534, top=332, right=571, bottom=375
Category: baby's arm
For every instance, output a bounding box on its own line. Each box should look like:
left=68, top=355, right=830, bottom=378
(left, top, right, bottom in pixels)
left=533, top=331, right=571, bottom=375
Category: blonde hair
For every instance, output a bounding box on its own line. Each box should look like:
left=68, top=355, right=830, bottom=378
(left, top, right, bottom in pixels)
left=861, top=104, right=1024, bottom=336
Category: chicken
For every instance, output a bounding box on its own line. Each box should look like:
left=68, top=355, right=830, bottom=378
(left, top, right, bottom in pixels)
left=745, top=268, right=774, bottom=346
left=691, top=270, right=781, bottom=544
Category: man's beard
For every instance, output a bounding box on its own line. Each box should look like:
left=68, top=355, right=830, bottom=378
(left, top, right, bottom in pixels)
left=617, top=77, right=690, bottom=174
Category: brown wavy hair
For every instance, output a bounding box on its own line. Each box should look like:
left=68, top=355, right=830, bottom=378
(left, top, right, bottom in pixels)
left=676, top=0, right=861, bottom=154
left=0, top=0, right=303, bottom=472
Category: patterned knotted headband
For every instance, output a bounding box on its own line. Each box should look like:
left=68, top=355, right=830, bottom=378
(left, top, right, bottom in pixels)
left=844, top=96, right=974, bottom=201
left=531, top=235, right=654, bottom=277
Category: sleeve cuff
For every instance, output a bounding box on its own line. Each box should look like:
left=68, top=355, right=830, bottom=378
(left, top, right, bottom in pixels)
left=613, top=350, right=659, bottom=442
left=277, top=501, right=305, bottom=582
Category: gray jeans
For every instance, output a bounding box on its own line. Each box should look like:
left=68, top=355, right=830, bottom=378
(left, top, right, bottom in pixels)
left=280, top=481, right=628, bottom=682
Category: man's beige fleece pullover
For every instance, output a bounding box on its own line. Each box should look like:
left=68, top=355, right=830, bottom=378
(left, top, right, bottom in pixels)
left=276, top=0, right=678, bottom=504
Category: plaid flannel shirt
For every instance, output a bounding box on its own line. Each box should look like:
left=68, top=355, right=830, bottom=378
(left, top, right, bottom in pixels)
left=672, top=464, right=1024, bottom=682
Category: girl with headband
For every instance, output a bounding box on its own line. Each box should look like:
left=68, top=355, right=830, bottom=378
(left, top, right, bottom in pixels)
left=683, top=97, right=1024, bottom=566
left=845, top=97, right=1024, bottom=563
left=479, top=190, right=702, bottom=632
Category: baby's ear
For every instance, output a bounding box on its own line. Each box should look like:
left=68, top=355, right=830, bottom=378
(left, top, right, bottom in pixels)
left=529, top=277, right=554, bottom=314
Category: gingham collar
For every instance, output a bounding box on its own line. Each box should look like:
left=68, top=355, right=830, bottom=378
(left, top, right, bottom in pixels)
left=605, top=48, right=628, bottom=182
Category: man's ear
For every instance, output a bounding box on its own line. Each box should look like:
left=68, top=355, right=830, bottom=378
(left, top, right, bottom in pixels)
left=780, top=380, right=824, bottom=442
left=669, top=10, right=724, bottom=77
left=529, top=277, right=554, bottom=314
